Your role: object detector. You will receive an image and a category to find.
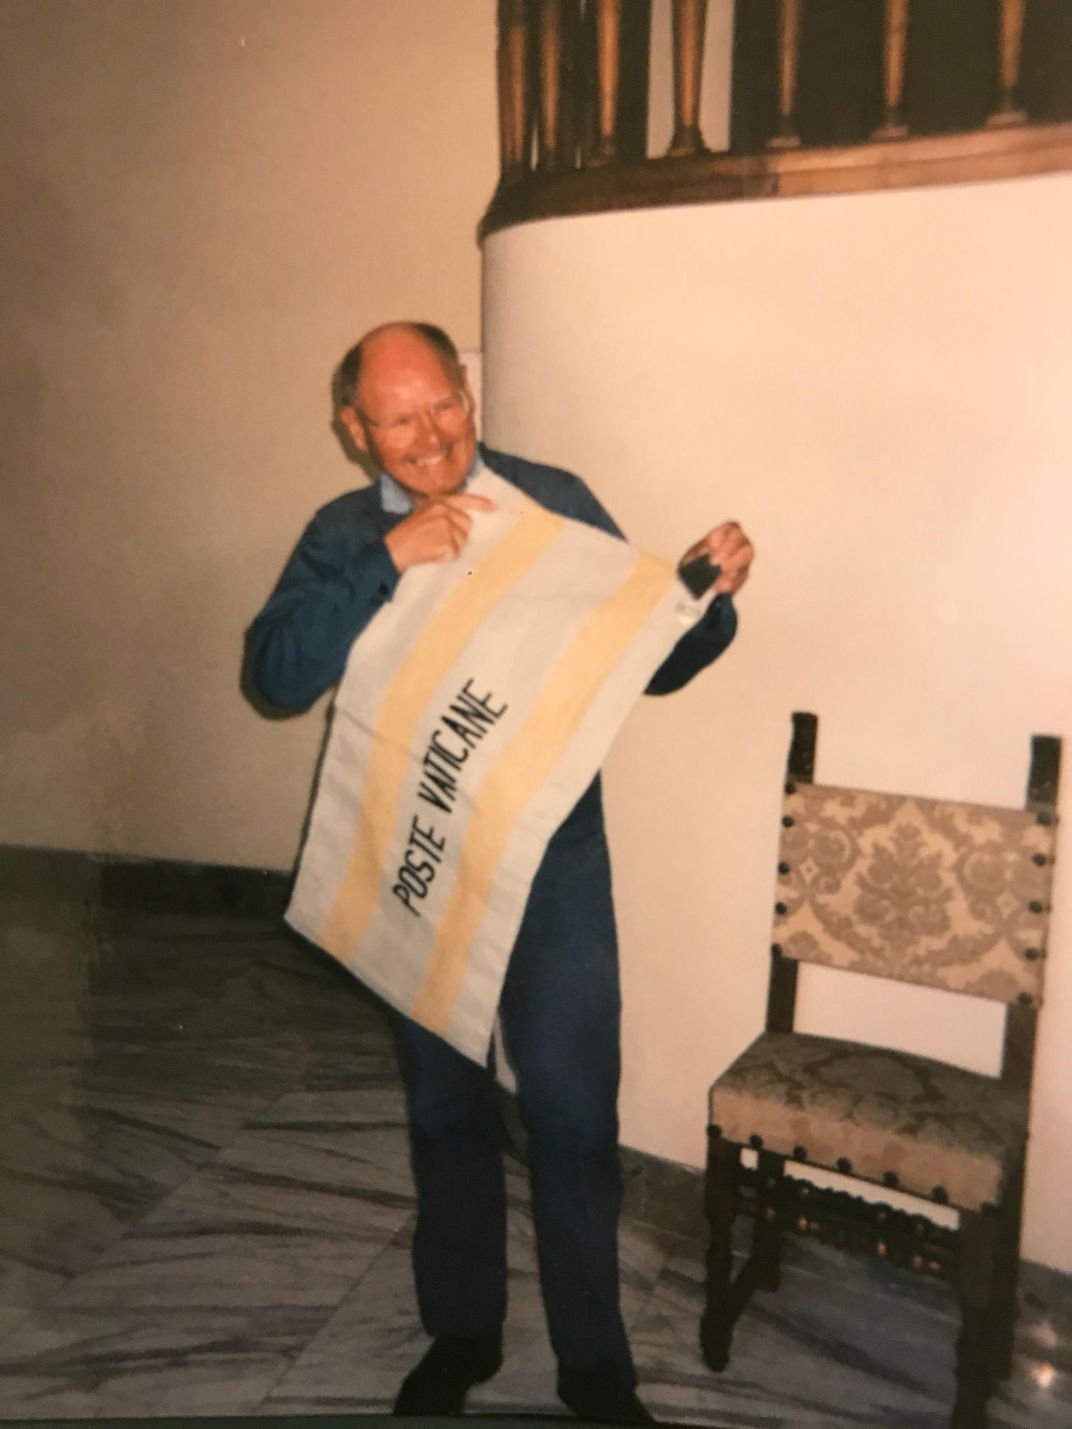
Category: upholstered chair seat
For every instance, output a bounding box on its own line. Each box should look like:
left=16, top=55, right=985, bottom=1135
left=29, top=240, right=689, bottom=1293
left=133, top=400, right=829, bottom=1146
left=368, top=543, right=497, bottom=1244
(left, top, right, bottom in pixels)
left=710, top=1030, right=1029, bottom=1211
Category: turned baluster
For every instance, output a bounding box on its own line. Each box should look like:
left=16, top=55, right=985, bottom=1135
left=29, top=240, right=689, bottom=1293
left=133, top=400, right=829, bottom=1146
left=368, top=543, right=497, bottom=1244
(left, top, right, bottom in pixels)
left=987, top=0, right=1026, bottom=128
left=557, top=0, right=583, bottom=169
left=497, top=0, right=533, bottom=184
left=873, top=0, right=909, bottom=139
left=535, top=0, right=566, bottom=171
left=768, top=0, right=801, bottom=150
left=667, top=0, right=708, bottom=157
left=589, top=0, right=623, bottom=166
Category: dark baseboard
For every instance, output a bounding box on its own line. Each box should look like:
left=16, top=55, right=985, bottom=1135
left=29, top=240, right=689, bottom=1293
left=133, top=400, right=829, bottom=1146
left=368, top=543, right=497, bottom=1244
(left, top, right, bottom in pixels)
left=620, top=1144, right=706, bottom=1239
left=99, top=853, right=290, bottom=917
left=0, top=843, right=291, bottom=919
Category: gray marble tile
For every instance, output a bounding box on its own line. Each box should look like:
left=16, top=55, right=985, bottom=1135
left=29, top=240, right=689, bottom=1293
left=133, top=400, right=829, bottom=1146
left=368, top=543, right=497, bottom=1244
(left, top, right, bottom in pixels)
left=258, top=1227, right=423, bottom=1415
left=1, top=1222, right=103, bottom=1331
left=223, top=1087, right=416, bottom=1214
left=262, top=1220, right=569, bottom=1419
left=262, top=1175, right=675, bottom=1420
left=0, top=1306, right=326, bottom=1419
left=295, top=1040, right=404, bottom=1094
left=0, top=1116, right=159, bottom=1319
left=636, top=1301, right=945, bottom=1428
left=52, top=1154, right=409, bottom=1312
left=1018, top=1261, right=1072, bottom=1376
left=989, top=1368, right=1072, bottom=1429
left=246, top=1085, right=410, bottom=1133
left=0, top=1305, right=32, bottom=1343
left=632, top=1233, right=1070, bottom=1429
left=0, top=928, right=94, bottom=1091
left=2, top=1087, right=250, bottom=1193
left=79, top=1037, right=322, bottom=1103
left=0, top=1079, right=270, bottom=1320
left=471, top=1210, right=682, bottom=1419
left=2, top=870, right=1070, bottom=1429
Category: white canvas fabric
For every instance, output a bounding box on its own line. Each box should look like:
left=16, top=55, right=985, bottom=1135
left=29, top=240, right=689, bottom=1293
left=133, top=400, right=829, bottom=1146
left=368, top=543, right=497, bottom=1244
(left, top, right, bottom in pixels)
left=286, top=467, right=713, bottom=1062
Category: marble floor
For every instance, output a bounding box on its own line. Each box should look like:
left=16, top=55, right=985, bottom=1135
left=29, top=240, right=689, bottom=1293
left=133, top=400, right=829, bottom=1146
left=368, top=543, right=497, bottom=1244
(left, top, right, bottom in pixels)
left=0, top=854, right=1069, bottom=1428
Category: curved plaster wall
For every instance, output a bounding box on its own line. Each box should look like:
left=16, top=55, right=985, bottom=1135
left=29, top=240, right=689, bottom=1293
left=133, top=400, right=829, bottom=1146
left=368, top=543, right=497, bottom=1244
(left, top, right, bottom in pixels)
left=482, top=173, right=1072, bottom=1271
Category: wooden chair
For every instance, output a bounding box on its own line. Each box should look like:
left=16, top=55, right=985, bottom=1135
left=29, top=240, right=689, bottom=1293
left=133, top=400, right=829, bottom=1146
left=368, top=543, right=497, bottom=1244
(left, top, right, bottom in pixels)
left=702, top=712, right=1061, bottom=1429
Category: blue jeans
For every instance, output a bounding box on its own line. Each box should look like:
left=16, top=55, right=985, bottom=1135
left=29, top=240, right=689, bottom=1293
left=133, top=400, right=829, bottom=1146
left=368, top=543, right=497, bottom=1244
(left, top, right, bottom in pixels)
left=394, top=803, right=634, bottom=1379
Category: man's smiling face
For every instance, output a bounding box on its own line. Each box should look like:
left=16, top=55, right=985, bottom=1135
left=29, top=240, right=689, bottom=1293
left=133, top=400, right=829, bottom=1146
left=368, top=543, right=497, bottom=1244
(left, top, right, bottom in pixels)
left=341, top=326, right=477, bottom=503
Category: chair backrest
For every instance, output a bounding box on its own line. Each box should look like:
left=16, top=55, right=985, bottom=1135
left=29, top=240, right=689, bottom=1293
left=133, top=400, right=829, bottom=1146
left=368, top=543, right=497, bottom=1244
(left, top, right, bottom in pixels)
left=771, top=716, right=1059, bottom=1008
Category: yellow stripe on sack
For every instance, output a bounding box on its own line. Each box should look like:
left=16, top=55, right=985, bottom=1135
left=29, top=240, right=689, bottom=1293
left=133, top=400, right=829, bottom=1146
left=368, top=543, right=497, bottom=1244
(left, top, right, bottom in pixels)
left=318, top=501, right=565, bottom=957
left=410, top=551, right=676, bottom=1033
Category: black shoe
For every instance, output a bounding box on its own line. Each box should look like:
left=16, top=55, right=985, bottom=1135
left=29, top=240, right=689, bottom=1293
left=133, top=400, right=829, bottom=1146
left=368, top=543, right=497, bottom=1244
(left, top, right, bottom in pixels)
left=557, top=1362, right=654, bottom=1423
left=394, top=1333, right=503, bottom=1415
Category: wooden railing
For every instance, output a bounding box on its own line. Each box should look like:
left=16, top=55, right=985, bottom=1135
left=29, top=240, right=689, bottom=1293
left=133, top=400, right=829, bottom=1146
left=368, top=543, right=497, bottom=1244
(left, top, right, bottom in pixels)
left=481, top=0, right=1072, bottom=238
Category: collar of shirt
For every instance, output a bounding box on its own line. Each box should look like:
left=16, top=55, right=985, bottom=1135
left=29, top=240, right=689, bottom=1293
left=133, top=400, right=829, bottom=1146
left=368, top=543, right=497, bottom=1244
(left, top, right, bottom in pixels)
left=378, top=451, right=486, bottom=515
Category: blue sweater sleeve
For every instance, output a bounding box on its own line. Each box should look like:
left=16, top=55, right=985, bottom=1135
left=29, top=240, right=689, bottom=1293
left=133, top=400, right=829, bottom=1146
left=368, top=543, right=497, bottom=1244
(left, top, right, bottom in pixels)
left=245, top=509, right=400, bottom=711
left=645, top=594, right=737, bottom=695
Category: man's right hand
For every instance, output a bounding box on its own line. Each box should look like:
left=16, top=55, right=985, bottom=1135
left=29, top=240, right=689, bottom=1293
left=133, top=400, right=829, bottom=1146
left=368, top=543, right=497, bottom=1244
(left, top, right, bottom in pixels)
left=384, top=492, right=497, bottom=573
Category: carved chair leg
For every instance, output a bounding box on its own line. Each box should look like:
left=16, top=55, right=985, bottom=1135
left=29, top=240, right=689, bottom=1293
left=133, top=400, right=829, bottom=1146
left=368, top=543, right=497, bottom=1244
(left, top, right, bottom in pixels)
left=701, top=1133, right=740, bottom=1372
left=952, top=1209, right=998, bottom=1429
left=989, top=1169, right=1024, bottom=1380
left=751, top=1149, right=786, bottom=1291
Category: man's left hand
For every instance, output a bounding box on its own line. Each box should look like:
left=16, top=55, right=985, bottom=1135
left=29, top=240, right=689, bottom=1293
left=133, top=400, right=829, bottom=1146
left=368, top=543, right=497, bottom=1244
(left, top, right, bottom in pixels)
left=679, top=522, right=755, bottom=597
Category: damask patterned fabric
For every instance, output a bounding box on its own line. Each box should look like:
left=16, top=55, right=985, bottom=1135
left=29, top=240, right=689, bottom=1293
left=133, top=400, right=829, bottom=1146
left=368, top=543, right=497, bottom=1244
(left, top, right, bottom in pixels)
left=710, top=1031, right=1029, bottom=1210
left=773, top=784, right=1056, bottom=1003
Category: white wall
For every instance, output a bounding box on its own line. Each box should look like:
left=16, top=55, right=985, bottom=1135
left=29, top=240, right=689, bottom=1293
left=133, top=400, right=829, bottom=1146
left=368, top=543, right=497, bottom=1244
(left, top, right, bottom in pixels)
left=482, top=172, right=1072, bottom=1271
left=1, top=0, right=497, bottom=866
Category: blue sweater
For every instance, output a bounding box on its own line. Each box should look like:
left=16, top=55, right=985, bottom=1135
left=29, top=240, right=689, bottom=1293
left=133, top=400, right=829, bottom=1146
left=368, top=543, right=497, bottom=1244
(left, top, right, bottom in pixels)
left=246, top=445, right=736, bottom=717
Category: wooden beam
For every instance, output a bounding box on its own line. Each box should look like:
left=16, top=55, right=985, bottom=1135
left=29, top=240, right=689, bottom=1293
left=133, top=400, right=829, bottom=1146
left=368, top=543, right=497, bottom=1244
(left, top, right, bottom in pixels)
left=480, top=119, right=1072, bottom=238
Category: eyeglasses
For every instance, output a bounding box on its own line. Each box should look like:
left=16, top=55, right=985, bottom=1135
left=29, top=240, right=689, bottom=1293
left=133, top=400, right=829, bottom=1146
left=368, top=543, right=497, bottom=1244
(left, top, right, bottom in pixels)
left=357, top=391, right=472, bottom=443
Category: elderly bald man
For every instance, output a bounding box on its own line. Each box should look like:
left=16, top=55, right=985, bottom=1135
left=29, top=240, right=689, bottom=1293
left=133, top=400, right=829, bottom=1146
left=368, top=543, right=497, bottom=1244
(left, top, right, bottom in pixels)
left=246, top=322, right=753, bottom=1421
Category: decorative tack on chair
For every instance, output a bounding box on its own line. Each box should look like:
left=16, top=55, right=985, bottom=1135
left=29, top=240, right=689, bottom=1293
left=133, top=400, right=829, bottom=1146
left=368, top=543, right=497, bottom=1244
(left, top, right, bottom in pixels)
left=701, top=711, right=1061, bottom=1429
